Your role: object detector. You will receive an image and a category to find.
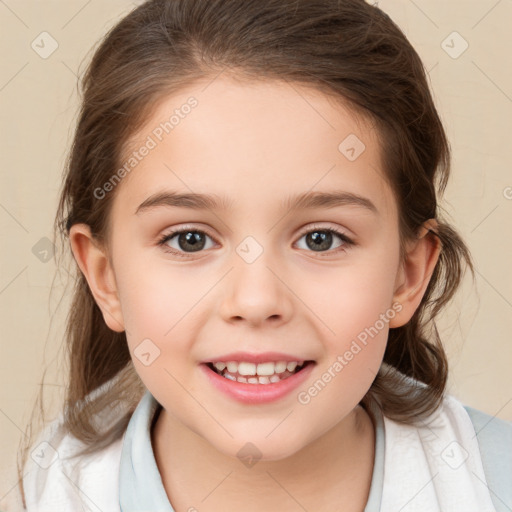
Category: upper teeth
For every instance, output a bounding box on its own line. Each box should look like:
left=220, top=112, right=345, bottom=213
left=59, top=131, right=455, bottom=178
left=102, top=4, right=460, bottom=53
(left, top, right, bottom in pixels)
left=213, top=361, right=302, bottom=376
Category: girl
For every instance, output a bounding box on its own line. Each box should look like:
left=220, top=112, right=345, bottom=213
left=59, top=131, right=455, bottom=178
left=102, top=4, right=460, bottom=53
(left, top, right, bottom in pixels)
left=8, top=0, right=512, bottom=510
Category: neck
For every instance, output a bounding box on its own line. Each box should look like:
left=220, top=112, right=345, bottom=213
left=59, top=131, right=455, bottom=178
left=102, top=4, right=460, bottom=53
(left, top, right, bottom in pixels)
left=151, top=404, right=376, bottom=512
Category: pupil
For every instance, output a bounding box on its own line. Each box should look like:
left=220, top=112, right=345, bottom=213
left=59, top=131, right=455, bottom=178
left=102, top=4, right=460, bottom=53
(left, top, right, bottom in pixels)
left=307, top=231, right=332, bottom=251
left=180, top=232, right=205, bottom=252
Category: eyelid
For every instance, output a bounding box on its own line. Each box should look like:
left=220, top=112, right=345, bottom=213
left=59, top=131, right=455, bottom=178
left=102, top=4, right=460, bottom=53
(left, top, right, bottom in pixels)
left=296, top=222, right=354, bottom=240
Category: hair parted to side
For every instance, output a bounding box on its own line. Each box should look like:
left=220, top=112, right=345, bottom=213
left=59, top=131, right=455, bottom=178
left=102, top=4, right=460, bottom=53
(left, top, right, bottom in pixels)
left=18, top=0, right=473, bottom=505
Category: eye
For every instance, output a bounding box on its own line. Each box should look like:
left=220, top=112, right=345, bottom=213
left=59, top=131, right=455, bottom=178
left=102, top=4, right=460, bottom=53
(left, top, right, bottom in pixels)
left=157, top=227, right=217, bottom=258
left=157, top=224, right=354, bottom=259
left=294, top=225, right=354, bottom=255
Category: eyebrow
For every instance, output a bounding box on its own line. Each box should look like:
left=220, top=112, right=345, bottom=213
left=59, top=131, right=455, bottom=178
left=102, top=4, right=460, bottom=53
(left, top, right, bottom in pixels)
left=135, top=190, right=378, bottom=215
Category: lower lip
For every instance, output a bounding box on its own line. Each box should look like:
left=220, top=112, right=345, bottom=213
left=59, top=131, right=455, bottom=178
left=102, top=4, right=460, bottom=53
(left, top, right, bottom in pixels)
left=199, top=362, right=316, bottom=404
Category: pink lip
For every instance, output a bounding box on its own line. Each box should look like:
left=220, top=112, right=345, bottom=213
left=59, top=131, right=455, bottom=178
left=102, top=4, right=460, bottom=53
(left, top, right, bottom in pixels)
left=199, top=361, right=316, bottom=404
left=201, top=351, right=313, bottom=364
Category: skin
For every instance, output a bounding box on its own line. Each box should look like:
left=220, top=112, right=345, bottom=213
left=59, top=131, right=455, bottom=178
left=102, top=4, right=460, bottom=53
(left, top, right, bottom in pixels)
left=70, top=75, right=440, bottom=512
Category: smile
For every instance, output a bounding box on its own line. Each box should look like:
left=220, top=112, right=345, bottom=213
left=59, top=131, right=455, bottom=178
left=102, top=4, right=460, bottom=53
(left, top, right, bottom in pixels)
left=206, top=360, right=311, bottom=384
left=200, top=360, right=316, bottom=404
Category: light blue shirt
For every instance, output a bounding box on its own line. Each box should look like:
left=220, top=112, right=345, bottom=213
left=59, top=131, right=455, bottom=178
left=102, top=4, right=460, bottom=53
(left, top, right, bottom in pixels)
left=118, top=389, right=511, bottom=512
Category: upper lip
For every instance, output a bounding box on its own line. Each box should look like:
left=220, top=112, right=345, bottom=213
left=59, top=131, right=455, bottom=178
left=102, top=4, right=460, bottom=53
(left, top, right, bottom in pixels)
left=201, top=351, right=315, bottom=364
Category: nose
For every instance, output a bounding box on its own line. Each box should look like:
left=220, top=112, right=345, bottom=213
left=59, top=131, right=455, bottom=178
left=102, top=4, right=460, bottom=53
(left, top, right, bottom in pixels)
left=219, top=250, right=294, bottom=327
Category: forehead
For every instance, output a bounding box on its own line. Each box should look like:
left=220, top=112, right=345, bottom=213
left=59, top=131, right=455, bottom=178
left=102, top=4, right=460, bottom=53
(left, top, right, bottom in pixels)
left=112, top=75, right=396, bottom=221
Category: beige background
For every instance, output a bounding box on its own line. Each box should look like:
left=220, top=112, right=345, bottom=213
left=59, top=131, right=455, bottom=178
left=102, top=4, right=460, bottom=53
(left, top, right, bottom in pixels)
left=1, top=0, right=511, bottom=503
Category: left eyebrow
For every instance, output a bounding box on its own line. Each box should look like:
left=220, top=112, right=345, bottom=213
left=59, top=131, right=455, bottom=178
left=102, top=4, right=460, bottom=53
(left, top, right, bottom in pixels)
left=135, top=189, right=378, bottom=215
left=284, top=190, right=378, bottom=215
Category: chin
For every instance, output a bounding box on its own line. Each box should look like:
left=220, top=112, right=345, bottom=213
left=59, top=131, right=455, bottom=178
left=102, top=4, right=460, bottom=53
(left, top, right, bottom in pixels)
left=214, top=435, right=306, bottom=465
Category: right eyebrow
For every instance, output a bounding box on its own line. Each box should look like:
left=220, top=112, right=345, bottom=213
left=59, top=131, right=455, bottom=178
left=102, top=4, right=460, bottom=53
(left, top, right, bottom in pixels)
left=135, top=190, right=233, bottom=214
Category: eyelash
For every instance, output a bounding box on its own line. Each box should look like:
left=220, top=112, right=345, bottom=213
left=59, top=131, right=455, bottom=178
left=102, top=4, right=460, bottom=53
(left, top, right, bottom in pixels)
left=156, top=224, right=355, bottom=259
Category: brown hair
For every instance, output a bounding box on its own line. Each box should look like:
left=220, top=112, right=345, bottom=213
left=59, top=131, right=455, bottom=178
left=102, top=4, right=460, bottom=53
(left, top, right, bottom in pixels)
left=17, top=0, right=473, bottom=505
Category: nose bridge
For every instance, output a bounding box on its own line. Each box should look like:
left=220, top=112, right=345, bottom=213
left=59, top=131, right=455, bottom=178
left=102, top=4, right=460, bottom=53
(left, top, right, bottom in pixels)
left=219, top=234, right=292, bottom=325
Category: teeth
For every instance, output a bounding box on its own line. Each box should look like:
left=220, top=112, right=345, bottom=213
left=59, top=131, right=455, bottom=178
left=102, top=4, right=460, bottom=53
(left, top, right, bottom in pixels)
left=226, top=361, right=239, bottom=373
left=287, top=362, right=298, bottom=372
left=213, top=362, right=226, bottom=372
left=210, top=360, right=309, bottom=385
left=255, top=362, right=274, bottom=376
left=213, top=360, right=301, bottom=376
left=274, top=361, right=287, bottom=373
left=238, top=362, right=256, bottom=375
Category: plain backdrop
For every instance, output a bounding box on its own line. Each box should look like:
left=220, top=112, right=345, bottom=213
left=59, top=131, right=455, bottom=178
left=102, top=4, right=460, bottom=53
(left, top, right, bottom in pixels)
left=1, top=0, right=511, bottom=502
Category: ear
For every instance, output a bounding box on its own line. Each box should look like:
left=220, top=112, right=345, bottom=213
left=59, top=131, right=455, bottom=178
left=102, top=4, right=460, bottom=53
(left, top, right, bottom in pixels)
left=68, top=224, right=125, bottom=332
left=389, top=220, right=441, bottom=328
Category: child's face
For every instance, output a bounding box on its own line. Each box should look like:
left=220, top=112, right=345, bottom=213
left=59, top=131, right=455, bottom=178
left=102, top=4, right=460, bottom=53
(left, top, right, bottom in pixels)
left=88, top=76, right=416, bottom=459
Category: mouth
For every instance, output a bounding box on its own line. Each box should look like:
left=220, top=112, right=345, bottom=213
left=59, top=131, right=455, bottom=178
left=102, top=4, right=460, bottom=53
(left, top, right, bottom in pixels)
left=204, top=360, right=315, bottom=385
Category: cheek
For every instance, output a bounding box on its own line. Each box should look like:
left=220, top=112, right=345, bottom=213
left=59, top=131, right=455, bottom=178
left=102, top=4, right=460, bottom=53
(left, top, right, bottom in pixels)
left=114, top=265, right=196, bottom=397
left=112, top=251, right=206, bottom=375
left=112, top=243, right=189, bottom=334
left=298, top=248, right=399, bottom=344
left=299, top=280, right=395, bottom=420
left=300, top=245, right=399, bottom=397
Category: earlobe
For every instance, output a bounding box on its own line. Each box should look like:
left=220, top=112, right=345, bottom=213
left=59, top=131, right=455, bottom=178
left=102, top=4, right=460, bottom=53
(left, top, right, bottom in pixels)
left=389, top=220, right=441, bottom=328
left=68, top=224, right=125, bottom=332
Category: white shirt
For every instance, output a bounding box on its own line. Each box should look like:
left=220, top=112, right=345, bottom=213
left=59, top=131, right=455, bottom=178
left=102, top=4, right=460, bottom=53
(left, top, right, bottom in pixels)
left=10, top=376, right=511, bottom=512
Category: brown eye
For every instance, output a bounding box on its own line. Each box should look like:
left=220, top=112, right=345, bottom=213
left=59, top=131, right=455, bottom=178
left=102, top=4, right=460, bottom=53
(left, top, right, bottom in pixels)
left=295, top=226, right=353, bottom=254
left=158, top=228, right=217, bottom=257
left=173, top=231, right=207, bottom=252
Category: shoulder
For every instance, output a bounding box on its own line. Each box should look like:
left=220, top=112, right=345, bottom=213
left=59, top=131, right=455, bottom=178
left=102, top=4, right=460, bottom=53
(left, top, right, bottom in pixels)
left=462, top=403, right=512, bottom=467
left=441, top=395, right=512, bottom=459
left=21, top=413, right=125, bottom=512
left=463, top=403, right=512, bottom=440
left=379, top=392, right=512, bottom=511
left=19, top=374, right=138, bottom=512
left=460, top=400, right=512, bottom=512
